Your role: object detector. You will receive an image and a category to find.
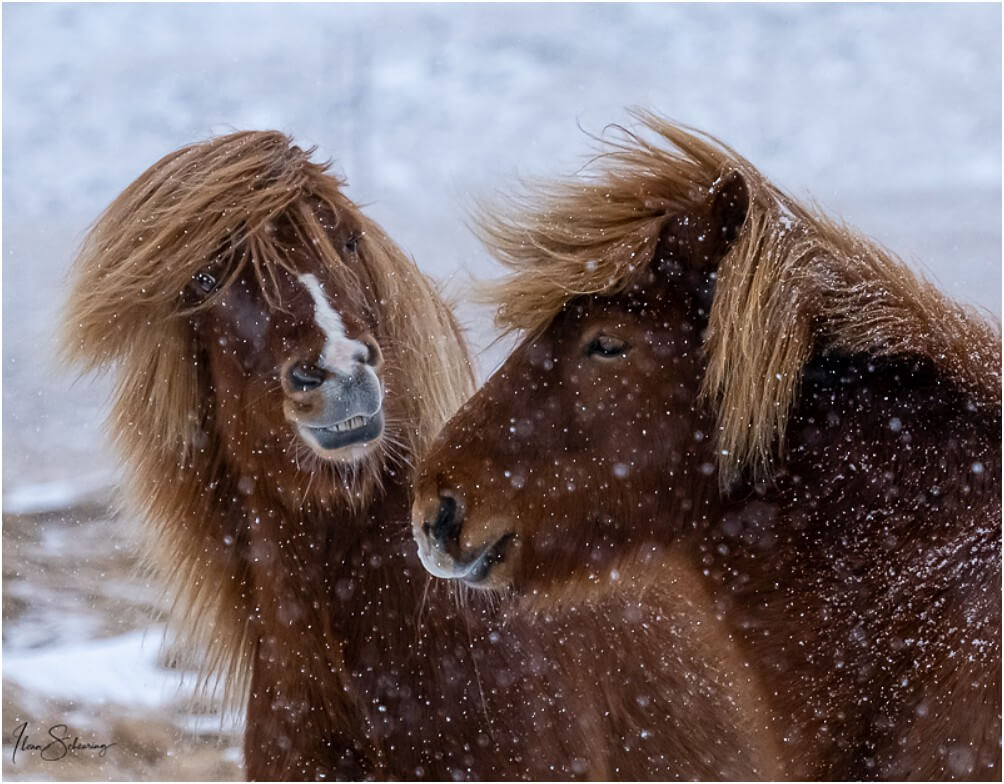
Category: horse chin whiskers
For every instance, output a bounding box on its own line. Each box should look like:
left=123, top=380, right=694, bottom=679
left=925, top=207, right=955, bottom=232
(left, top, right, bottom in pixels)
left=280, top=428, right=386, bottom=511
left=375, top=415, right=414, bottom=473
left=453, top=573, right=511, bottom=613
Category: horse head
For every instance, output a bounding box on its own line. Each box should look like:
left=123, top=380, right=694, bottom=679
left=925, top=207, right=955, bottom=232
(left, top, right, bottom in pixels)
left=185, top=197, right=394, bottom=498
left=412, top=146, right=750, bottom=593
left=62, top=130, right=474, bottom=719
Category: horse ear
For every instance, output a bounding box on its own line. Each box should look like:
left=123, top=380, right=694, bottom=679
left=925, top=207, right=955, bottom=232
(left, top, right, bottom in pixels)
left=708, top=170, right=750, bottom=253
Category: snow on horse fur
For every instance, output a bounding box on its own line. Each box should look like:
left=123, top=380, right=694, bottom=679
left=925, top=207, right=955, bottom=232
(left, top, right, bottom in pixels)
left=62, top=130, right=773, bottom=780
left=414, top=112, right=1001, bottom=780
left=61, top=132, right=486, bottom=777
left=61, top=133, right=484, bottom=778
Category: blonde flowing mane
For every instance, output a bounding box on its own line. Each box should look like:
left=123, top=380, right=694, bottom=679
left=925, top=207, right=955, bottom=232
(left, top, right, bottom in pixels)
left=62, top=131, right=475, bottom=707
left=477, top=110, right=1000, bottom=486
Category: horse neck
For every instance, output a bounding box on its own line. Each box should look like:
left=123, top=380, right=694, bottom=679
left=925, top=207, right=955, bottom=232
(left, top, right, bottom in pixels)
left=679, top=351, right=1000, bottom=777
left=508, top=547, right=786, bottom=779
left=241, top=474, right=409, bottom=628
left=239, top=467, right=481, bottom=678
left=687, top=351, right=999, bottom=620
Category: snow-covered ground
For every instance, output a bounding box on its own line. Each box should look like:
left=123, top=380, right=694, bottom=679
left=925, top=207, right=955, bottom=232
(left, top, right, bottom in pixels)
left=3, top=4, right=1000, bottom=779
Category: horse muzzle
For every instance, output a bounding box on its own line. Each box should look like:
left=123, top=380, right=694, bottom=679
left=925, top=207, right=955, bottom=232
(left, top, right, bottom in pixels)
left=412, top=492, right=516, bottom=588
left=284, top=362, right=385, bottom=458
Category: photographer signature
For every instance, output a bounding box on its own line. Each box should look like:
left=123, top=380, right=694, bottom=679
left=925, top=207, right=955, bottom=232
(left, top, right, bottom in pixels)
left=10, top=722, right=116, bottom=763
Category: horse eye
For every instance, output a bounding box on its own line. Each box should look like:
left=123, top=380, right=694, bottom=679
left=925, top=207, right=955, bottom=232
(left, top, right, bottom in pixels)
left=344, top=234, right=360, bottom=254
left=586, top=335, right=629, bottom=359
left=193, top=271, right=218, bottom=295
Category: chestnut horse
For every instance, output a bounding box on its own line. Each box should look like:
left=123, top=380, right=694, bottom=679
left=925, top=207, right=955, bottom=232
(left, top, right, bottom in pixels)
left=413, top=114, right=1001, bottom=780
left=61, top=132, right=553, bottom=780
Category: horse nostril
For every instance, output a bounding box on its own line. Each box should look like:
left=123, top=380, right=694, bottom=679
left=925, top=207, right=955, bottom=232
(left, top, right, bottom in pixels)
left=288, top=362, right=327, bottom=391
left=429, top=494, right=462, bottom=548
left=360, top=336, right=382, bottom=368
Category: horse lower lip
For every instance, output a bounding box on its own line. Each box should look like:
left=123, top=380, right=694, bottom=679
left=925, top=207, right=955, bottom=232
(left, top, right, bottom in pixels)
left=463, top=534, right=514, bottom=585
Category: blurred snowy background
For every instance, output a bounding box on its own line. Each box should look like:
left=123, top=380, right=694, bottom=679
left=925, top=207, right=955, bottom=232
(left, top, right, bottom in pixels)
left=3, top=3, right=1000, bottom=779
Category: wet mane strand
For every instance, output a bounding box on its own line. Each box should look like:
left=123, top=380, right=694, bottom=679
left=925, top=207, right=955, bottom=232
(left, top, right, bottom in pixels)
left=476, top=110, right=1001, bottom=486
left=62, top=130, right=475, bottom=711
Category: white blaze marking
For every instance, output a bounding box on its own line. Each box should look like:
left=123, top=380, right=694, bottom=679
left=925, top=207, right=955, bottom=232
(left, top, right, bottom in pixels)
left=298, top=273, right=368, bottom=374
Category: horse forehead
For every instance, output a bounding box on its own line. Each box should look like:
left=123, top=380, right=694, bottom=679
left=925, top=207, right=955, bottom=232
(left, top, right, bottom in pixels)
left=295, top=271, right=371, bottom=373
left=297, top=272, right=347, bottom=340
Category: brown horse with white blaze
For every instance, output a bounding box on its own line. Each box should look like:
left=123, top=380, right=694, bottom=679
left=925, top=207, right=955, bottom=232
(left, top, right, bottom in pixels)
left=413, top=114, right=1001, bottom=780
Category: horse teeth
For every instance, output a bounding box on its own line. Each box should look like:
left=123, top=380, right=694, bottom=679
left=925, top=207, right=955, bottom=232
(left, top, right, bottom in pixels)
left=328, top=416, right=366, bottom=432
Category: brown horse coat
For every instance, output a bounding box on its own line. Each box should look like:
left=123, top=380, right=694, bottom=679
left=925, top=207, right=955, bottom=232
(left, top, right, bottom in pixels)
left=62, top=129, right=778, bottom=780
left=60, top=132, right=505, bottom=779
left=414, top=112, right=1001, bottom=780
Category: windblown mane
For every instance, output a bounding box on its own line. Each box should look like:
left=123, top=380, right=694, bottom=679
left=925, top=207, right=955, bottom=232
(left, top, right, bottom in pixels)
left=62, top=131, right=474, bottom=708
left=476, top=110, right=1001, bottom=485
